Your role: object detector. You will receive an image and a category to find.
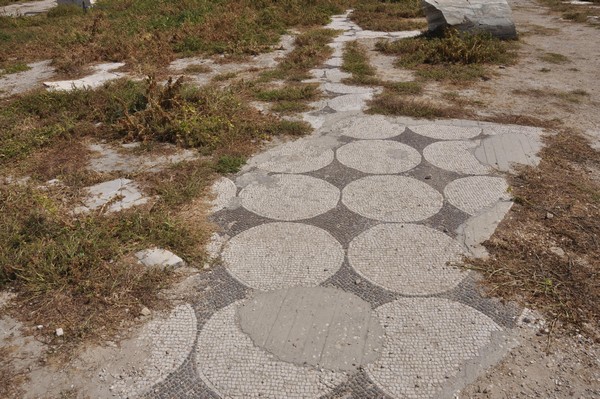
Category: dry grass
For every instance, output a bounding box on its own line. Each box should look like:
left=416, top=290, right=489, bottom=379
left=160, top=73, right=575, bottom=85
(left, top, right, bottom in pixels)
left=539, top=52, right=571, bottom=64
left=350, top=0, right=427, bottom=31
left=341, top=41, right=379, bottom=85
left=0, top=0, right=352, bottom=75
left=376, top=28, right=518, bottom=83
left=0, top=76, right=311, bottom=350
left=368, top=91, right=466, bottom=118
left=512, top=88, right=590, bottom=104
left=538, top=0, right=600, bottom=26
left=464, top=131, right=600, bottom=332
left=262, top=28, right=339, bottom=81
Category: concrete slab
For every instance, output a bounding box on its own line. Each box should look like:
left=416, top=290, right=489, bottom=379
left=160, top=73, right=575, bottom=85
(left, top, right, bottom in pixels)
left=239, top=287, right=384, bottom=372
left=73, top=178, right=150, bottom=214
left=475, top=132, right=542, bottom=172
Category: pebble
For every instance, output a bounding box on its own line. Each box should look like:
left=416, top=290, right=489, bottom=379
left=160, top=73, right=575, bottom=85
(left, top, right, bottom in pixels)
left=56, top=328, right=64, bottom=337
left=140, top=307, right=151, bottom=317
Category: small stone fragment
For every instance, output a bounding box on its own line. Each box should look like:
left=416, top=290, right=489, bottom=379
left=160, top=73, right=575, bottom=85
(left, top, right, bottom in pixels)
left=140, top=307, right=151, bottom=317
left=55, top=328, right=64, bottom=337
left=135, top=248, right=185, bottom=269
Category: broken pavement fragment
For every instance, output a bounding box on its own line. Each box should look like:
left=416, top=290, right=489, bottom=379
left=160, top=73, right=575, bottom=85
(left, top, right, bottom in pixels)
left=43, top=62, right=126, bottom=91
left=73, top=178, right=150, bottom=214
left=421, top=0, right=518, bottom=39
left=135, top=248, right=185, bottom=269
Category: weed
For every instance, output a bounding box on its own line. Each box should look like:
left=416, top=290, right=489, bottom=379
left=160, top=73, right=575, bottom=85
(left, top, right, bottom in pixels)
left=215, top=154, right=246, bottom=174
left=183, top=64, right=212, bottom=74
left=271, top=101, right=311, bottom=113
left=350, top=0, right=426, bottom=31
left=0, top=0, right=351, bottom=74
left=255, top=84, right=319, bottom=102
left=368, top=90, right=465, bottom=118
left=376, top=29, right=517, bottom=83
left=538, top=0, right=600, bottom=26
left=341, top=41, right=378, bottom=85
left=0, top=62, right=30, bottom=77
left=262, top=28, right=338, bottom=81
left=212, top=72, right=237, bottom=81
left=539, top=52, right=570, bottom=64
left=464, top=131, right=600, bottom=329
left=387, top=81, right=423, bottom=95
left=513, top=88, right=590, bottom=104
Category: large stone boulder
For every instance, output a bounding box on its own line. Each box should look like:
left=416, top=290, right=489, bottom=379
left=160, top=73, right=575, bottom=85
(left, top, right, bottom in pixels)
left=421, top=0, right=518, bottom=39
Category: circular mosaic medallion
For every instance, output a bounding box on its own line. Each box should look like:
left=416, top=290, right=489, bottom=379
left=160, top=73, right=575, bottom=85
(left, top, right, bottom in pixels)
left=331, top=114, right=406, bottom=140
left=209, top=177, right=237, bottom=213
left=409, top=124, right=482, bottom=140
left=327, top=93, right=373, bottom=112
left=336, top=140, right=421, bottom=174
left=112, top=305, right=197, bottom=397
left=222, top=222, right=344, bottom=290
left=342, top=176, right=443, bottom=222
left=324, top=83, right=374, bottom=95
left=195, top=302, right=347, bottom=398
left=444, top=176, right=510, bottom=215
left=348, top=224, right=466, bottom=295
left=239, top=174, right=339, bottom=221
left=366, top=298, right=501, bottom=399
left=248, top=138, right=335, bottom=174
left=238, top=286, right=384, bottom=372
left=423, top=141, right=490, bottom=175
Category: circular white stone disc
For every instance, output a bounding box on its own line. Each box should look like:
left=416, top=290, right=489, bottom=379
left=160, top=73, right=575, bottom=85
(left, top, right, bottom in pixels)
left=444, top=176, right=511, bottom=215
left=248, top=139, right=335, bottom=174
left=222, top=222, right=344, bottom=290
left=332, top=115, right=406, bottom=140
left=342, top=176, right=443, bottom=222
left=348, top=224, right=467, bottom=295
left=240, top=174, right=339, bottom=221
left=327, top=93, right=372, bottom=112
left=423, top=141, right=490, bottom=175
left=196, top=302, right=347, bottom=398
left=410, top=124, right=482, bottom=140
left=336, top=140, right=421, bottom=174
left=366, top=298, right=501, bottom=399
left=324, top=83, right=375, bottom=95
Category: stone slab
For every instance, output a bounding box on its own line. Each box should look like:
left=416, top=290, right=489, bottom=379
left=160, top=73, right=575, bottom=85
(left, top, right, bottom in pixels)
left=422, top=0, right=518, bottom=39
left=238, top=287, right=384, bottom=372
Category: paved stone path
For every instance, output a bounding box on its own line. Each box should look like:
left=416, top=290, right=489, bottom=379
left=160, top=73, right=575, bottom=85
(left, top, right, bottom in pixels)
left=102, top=11, right=544, bottom=399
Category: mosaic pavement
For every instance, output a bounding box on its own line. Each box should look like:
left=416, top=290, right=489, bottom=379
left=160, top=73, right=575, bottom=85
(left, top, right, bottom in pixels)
left=121, top=11, right=544, bottom=399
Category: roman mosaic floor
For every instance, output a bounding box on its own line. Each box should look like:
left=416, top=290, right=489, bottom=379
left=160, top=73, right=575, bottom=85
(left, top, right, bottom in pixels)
left=101, top=11, right=544, bottom=399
